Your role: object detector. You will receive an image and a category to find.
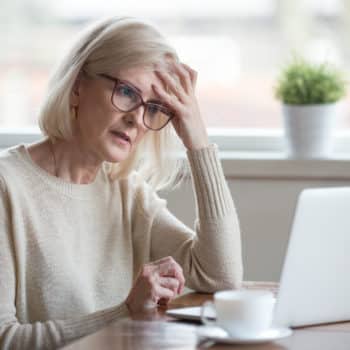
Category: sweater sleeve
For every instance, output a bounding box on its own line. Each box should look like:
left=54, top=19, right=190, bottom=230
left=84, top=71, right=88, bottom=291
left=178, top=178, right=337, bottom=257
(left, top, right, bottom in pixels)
left=150, top=144, right=243, bottom=292
left=0, top=179, right=130, bottom=350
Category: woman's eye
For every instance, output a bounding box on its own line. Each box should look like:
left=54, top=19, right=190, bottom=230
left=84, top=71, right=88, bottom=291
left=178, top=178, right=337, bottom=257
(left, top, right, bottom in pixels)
left=117, top=85, right=138, bottom=100
left=148, top=104, right=161, bottom=115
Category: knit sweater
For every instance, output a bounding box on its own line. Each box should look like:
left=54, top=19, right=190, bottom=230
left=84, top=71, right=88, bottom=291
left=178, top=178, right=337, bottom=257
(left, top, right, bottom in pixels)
left=0, top=143, right=242, bottom=350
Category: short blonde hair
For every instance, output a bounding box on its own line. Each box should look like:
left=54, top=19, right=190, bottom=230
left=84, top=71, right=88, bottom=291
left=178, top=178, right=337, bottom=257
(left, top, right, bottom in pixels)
left=39, top=17, right=185, bottom=191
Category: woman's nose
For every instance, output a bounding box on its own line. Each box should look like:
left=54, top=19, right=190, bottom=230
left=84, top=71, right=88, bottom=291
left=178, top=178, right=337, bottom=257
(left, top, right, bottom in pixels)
left=122, top=106, right=145, bottom=129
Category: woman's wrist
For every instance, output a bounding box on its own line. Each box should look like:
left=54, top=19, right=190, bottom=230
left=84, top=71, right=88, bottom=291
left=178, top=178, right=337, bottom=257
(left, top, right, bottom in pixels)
left=183, top=128, right=210, bottom=151
left=185, top=141, right=210, bottom=151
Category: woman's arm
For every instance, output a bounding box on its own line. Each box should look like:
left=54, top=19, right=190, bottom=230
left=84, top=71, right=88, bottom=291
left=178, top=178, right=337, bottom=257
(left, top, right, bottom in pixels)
left=150, top=61, right=242, bottom=292
left=0, top=304, right=129, bottom=350
left=0, top=180, right=129, bottom=350
left=150, top=144, right=243, bottom=292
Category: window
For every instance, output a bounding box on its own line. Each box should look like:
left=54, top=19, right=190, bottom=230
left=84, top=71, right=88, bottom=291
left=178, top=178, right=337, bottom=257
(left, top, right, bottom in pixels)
left=1, top=0, right=349, bottom=146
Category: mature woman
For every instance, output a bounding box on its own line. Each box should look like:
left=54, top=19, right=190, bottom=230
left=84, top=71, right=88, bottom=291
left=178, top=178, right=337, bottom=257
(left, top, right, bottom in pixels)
left=0, top=17, right=242, bottom=349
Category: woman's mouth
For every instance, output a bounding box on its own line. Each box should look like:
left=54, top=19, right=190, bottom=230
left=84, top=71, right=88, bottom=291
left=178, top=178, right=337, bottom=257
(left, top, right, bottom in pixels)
left=110, top=130, right=131, bottom=146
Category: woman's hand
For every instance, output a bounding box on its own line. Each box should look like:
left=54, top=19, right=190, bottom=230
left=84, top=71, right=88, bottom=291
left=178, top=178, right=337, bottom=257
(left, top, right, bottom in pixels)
left=125, top=256, right=185, bottom=316
left=152, top=62, right=210, bottom=151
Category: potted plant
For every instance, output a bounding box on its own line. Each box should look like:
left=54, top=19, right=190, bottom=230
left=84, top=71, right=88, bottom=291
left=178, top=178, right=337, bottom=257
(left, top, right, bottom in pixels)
left=275, top=56, right=347, bottom=158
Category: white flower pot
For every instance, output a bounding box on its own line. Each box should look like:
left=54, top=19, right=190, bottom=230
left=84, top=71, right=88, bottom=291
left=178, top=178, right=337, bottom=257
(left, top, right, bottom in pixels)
left=282, top=103, right=341, bottom=159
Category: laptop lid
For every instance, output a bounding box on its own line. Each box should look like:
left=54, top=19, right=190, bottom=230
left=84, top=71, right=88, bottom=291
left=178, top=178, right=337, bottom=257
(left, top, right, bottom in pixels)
left=274, top=187, right=350, bottom=327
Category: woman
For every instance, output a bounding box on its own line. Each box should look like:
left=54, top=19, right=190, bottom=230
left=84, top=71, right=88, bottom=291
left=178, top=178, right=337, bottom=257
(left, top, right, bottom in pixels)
left=0, top=17, right=242, bottom=349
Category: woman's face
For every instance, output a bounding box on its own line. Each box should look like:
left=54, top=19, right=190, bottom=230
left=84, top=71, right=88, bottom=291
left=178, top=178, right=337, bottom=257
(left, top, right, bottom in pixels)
left=73, top=66, right=166, bottom=163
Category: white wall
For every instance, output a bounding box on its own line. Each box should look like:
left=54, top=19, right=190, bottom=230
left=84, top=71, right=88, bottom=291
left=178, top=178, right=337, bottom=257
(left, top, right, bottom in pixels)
left=161, top=158, right=350, bottom=282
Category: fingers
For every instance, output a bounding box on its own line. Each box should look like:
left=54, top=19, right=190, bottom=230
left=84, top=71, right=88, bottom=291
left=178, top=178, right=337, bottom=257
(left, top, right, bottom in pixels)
left=171, top=63, right=193, bottom=93
left=159, top=276, right=180, bottom=295
left=127, top=257, right=186, bottom=315
left=155, top=284, right=175, bottom=301
left=152, top=62, right=197, bottom=122
left=133, top=265, right=178, bottom=308
left=148, top=256, right=185, bottom=294
left=152, top=84, right=183, bottom=116
left=160, top=264, right=185, bottom=294
left=154, top=256, right=185, bottom=294
left=154, top=278, right=180, bottom=307
left=154, top=70, right=187, bottom=103
left=156, top=62, right=196, bottom=93
left=143, top=285, right=175, bottom=309
left=181, top=63, right=198, bottom=88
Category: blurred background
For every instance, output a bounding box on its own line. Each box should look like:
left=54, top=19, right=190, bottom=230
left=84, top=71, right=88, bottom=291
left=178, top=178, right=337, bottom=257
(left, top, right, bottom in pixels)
left=1, top=0, right=350, bottom=131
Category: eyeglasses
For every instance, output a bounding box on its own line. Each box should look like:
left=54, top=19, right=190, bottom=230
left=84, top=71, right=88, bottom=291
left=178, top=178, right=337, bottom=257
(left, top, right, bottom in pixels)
left=98, top=73, right=175, bottom=131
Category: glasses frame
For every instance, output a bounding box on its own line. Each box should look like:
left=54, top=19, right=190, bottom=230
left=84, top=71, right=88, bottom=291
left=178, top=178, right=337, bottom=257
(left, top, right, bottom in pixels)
left=98, top=73, right=174, bottom=131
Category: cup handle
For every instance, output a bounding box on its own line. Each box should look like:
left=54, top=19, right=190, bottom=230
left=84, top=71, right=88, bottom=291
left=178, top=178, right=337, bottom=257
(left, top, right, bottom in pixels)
left=200, top=301, right=216, bottom=327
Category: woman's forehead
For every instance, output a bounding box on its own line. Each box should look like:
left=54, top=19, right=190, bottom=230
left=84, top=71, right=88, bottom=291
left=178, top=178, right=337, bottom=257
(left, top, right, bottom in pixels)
left=115, top=66, right=165, bottom=98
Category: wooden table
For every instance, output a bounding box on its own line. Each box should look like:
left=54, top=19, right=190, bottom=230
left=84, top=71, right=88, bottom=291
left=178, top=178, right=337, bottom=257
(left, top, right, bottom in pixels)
left=62, top=282, right=350, bottom=349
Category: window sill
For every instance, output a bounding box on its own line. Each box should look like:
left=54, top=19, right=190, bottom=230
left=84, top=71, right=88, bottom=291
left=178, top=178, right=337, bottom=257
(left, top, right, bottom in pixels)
left=220, top=151, right=350, bottom=180
left=1, top=128, right=350, bottom=181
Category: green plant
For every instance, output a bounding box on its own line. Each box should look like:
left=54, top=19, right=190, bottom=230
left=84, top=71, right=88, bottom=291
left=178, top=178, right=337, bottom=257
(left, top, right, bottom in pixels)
left=275, top=56, right=347, bottom=105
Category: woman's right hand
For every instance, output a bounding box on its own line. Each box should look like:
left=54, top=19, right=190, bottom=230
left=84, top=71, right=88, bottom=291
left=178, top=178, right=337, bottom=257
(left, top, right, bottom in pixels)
left=125, top=256, right=185, bottom=315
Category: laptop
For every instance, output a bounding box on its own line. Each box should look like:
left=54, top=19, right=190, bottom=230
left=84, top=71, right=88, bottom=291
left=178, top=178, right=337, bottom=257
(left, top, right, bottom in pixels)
left=167, top=187, right=350, bottom=327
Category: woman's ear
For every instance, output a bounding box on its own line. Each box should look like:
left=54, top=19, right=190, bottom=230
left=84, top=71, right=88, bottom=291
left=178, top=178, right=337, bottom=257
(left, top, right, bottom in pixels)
left=70, top=72, right=82, bottom=107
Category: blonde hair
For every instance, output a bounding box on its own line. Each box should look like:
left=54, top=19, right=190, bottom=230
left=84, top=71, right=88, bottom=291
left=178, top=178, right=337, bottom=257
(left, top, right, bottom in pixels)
left=39, top=17, right=186, bottom=191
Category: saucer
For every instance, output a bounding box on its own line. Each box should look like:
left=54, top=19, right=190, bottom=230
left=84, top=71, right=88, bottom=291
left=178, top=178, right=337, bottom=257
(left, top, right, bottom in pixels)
left=205, top=327, right=293, bottom=345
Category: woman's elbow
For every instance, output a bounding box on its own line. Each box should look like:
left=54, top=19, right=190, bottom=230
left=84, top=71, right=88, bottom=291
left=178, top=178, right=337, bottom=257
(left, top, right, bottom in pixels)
left=188, top=265, right=244, bottom=293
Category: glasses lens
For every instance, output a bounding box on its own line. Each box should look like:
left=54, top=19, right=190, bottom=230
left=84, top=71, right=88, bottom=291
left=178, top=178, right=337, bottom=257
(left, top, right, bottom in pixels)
left=113, top=82, right=140, bottom=111
left=144, top=103, right=172, bottom=130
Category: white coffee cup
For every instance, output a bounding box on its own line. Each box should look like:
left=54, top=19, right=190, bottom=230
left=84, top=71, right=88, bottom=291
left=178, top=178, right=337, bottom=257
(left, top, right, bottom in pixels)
left=200, top=290, right=276, bottom=337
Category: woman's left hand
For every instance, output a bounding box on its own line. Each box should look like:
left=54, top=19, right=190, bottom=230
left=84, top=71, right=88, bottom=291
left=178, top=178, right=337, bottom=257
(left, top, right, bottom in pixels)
left=152, top=62, right=209, bottom=151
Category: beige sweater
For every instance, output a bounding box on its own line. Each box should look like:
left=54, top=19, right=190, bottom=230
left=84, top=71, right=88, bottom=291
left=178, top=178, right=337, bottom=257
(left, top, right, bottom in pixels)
left=0, top=143, right=242, bottom=350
